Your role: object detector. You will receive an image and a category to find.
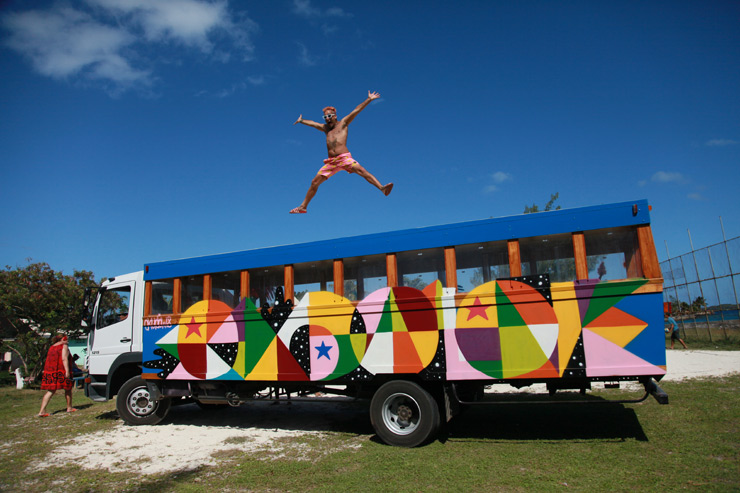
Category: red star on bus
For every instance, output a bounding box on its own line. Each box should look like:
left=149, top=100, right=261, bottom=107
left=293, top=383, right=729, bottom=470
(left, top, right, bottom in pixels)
left=185, top=318, right=202, bottom=338
left=466, top=297, right=489, bottom=321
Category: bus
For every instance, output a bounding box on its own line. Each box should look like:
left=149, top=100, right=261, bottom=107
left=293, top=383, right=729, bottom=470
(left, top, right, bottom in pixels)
left=84, top=199, right=668, bottom=447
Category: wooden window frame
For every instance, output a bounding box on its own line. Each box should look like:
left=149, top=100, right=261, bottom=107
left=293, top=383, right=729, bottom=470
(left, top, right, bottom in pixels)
left=241, top=270, right=250, bottom=304
left=333, top=259, right=344, bottom=297
left=444, top=247, right=457, bottom=289
left=172, top=278, right=182, bottom=314
left=572, top=232, right=589, bottom=280
left=636, top=225, right=661, bottom=279
left=284, top=264, right=294, bottom=301
left=203, top=275, right=212, bottom=301
left=144, top=281, right=153, bottom=317
left=386, top=253, right=398, bottom=287
left=507, top=239, right=522, bottom=277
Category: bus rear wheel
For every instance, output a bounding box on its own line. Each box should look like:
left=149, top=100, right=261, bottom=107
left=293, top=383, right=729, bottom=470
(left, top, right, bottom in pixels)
left=116, top=376, right=171, bottom=425
left=370, top=381, right=440, bottom=447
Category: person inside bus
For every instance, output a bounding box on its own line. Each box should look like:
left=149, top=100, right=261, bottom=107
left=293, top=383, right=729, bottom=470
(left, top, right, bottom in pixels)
left=290, top=91, right=393, bottom=214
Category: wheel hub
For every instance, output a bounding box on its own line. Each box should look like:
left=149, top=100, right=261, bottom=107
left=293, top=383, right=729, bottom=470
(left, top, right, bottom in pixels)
left=128, top=388, right=155, bottom=416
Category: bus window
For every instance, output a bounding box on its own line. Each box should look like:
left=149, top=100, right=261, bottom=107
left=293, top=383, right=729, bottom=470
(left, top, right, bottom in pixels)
left=249, top=266, right=284, bottom=308
left=294, top=260, right=334, bottom=302
left=519, top=233, right=576, bottom=282
left=397, top=247, right=445, bottom=290
left=181, top=275, right=204, bottom=312
left=211, top=271, right=241, bottom=308
left=455, top=241, right=510, bottom=292
left=585, top=227, right=642, bottom=280
left=343, top=254, right=387, bottom=301
left=151, top=280, right=174, bottom=315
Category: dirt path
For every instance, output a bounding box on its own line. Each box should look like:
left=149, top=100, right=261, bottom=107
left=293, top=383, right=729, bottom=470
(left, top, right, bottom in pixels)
left=33, top=350, right=739, bottom=476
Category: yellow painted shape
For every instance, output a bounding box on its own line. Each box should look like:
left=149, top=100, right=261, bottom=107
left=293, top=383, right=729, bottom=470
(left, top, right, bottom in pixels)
left=587, top=325, right=647, bottom=348
left=349, top=333, right=367, bottom=362
left=307, top=291, right=355, bottom=335
left=550, top=282, right=582, bottom=377
left=245, top=338, right=277, bottom=381
left=387, top=289, right=409, bottom=333
left=409, top=330, right=439, bottom=367
left=423, top=280, right=445, bottom=331
left=233, top=341, right=246, bottom=378
left=500, top=325, right=547, bottom=378
left=456, top=282, right=498, bottom=329
left=177, top=300, right=211, bottom=344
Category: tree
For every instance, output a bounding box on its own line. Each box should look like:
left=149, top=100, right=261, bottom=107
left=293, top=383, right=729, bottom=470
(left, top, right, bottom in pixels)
left=691, top=296, right=707, bottom=313
left=0, top=261, right=97, bottom=379
left=524, top=193, right=561, bottom=214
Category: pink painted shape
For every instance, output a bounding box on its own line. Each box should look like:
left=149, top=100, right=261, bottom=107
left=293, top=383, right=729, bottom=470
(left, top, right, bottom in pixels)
left=443, top=327, right=490, bottom=381
left=208, top=314, right=239, bottom=344
left=583, top=328, right=667, bottom=377
left=356, top=287, right=391, bottom=335
left=168, top=362, right=198, bottom=380
left=309, top=335, right=338, bottom=381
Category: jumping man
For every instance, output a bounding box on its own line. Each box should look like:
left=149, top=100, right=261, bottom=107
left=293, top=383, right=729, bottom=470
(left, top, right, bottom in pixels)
left=290, top=91, right=393, bottom=214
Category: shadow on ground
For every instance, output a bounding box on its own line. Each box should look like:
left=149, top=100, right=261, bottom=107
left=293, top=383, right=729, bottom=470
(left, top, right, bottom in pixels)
left=442, top=402, right=648, bottom=443
left=95, top=394, right=648, bottom=444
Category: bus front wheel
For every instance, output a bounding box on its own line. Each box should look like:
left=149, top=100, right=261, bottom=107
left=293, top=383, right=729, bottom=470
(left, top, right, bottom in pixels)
left=370, top=380, right=440, bottom=447
left=116, top=376, right=171, bottom=425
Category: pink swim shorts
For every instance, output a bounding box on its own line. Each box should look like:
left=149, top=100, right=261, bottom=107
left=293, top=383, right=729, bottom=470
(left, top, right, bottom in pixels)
left=318, top=152, right=360, bottom=178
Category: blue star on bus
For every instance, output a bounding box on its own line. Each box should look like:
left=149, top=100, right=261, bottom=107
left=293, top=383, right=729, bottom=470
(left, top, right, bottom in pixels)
left=315, top=341, right=332, bottom=360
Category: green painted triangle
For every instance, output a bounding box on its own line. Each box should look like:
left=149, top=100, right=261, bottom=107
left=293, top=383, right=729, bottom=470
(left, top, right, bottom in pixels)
left=495, top=282, right=526, bottom=327
left=242, top=319, right=276, bottom=375
left=323, top=335, right=359, bottom=380
left=470, top=360, right=503, bottom=379
left=582, top=279, right=648, bottom=327
left=376, top=298, right=394, bottom=333
left=159, top=343, right=179, bottom=359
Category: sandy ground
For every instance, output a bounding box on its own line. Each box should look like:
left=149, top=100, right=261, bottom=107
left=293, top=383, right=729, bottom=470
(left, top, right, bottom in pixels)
left=31, top=350, right=740, bottom=476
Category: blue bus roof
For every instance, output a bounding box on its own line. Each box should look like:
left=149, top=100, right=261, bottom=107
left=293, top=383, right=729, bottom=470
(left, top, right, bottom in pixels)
left=144, top=199, right=652, bottom=281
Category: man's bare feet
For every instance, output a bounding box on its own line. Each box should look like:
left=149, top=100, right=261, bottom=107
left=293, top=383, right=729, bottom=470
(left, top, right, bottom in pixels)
left=382, top=183, right=394, bottom=196
left=290, top=207, right=307, bottom=214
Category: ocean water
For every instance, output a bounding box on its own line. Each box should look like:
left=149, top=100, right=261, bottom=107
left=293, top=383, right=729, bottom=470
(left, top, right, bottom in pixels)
left=679, top=309, right=739, bottom=323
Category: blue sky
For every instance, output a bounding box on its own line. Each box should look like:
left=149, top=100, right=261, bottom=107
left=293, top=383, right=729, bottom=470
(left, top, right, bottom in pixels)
left=1, top=0, right=738, bottom=279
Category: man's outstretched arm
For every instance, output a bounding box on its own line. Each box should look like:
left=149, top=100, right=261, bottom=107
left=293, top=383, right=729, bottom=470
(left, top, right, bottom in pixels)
left=341, top=91, right=380, bottom=126
left=294, top=114, right=325, bottom=131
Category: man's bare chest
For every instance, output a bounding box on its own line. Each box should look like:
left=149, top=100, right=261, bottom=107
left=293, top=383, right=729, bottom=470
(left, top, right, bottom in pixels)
left=325, top=126, right=348, bottom=144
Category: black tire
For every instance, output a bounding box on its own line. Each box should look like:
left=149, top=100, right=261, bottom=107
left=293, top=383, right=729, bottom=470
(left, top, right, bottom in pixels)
left=116, top=376, right=171, bottom=425
left=370, top=380, right=441, bottom=447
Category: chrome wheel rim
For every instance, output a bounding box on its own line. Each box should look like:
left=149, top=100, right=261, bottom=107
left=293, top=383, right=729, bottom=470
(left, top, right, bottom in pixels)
left=127, top=386, right=156, bottom=417
left=381, top=392, right=420, bottom=435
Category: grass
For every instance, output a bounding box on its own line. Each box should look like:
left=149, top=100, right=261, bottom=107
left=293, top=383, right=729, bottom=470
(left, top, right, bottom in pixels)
left=1, top=375, right=738, bottom=492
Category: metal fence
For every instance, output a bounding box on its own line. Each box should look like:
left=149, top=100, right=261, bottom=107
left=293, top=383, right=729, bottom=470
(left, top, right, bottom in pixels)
left=660, top=235, right=740, bottom=340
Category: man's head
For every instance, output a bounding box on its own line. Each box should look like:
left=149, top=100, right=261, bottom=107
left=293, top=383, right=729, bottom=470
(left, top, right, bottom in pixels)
left=322, top=106, right=337, bottom=126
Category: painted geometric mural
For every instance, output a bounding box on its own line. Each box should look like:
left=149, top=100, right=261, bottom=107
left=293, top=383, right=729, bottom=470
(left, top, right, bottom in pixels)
left=143, top=276, right=667, bottom=383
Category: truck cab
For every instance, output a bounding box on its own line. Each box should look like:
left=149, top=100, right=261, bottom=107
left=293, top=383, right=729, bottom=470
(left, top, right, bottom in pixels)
left=85, top=271, right=144, bottom=402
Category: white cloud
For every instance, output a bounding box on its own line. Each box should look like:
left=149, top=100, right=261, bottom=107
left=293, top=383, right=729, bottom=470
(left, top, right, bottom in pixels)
left=706, top=138, right=738, bottom=147
left=651, top=171, right=685, bottom=183
left=491, top=171, right=512, bottom=183
left=2, top=6, right=148, bottom=85
left=292, top=0, right=352, bottom=18
left=687, top=192, right=705, bottom=201
left=484, top=171, right=512, bottom=193
left=2, top=0, right=258, bottom=94
left=297, top=42, right=316, bottom=66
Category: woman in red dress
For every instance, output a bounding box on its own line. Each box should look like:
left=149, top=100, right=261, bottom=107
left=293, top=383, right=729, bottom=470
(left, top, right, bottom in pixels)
left=38, top=335, right=77, bottom=417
